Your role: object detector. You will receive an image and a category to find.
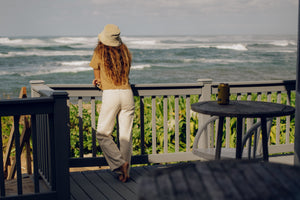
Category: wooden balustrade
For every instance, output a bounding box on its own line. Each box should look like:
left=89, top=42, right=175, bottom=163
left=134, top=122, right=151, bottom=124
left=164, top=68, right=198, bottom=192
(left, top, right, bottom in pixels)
left=30, top=79, right=296, bottom=167
left=0, top=86, right=69, bottom=200
left=0, top=79, right=296, bottom=199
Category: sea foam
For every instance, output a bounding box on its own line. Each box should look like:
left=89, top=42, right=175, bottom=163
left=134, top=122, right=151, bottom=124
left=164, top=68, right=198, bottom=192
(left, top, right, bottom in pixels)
left=270, top=40, right=293, bottom=47
left=131, top=64, right=151, bottom=70
left=20, top=66, right=93, bottom=77
left=0, top=37, right=47, bottom=46
left=0, top=50, right=91, bottom=57
left=216, top=44, right=248, bottom=51
left=53, top=37, right=94, bottom=44
left=61, top=61, right=90, bottom=66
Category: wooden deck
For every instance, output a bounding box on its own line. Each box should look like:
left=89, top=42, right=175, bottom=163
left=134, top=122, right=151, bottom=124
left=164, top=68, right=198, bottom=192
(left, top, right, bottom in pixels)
left=69, top=154, right=295, bottom=200
left=70, top=164, right=170, bottom=200
left=4, top=165, right=158, bottom=199
left=71, top=150, right=293, bottom=200
left=2, top=154, right=296, bottom=199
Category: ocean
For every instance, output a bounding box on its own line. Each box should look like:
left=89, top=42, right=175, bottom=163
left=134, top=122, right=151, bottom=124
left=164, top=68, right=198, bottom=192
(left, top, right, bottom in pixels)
left=0, top=35, right=297, bottom=99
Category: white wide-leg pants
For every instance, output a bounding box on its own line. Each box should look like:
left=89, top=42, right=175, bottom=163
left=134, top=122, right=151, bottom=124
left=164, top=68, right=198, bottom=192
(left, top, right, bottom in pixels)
left=96, top=89, right=135, bottom=171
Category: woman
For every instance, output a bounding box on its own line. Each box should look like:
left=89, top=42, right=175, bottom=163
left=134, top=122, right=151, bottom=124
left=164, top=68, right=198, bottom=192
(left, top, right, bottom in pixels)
left=89, top=24, right=135, bottom=182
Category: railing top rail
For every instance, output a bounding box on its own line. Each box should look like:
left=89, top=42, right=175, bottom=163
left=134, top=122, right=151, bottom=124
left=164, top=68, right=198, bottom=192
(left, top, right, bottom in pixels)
left=47, top=84, right=96, bottom=90
left=32, top=79, right=296, bottom=98
left=46, top=82, right=205, bottom=97
left=212, top=79, right=296, bottom=88
left=0, top=97, right=54, bottom=116
left=47, top=80, right=296, bottom=89
left=0, top=96, right=52, bottom=105
left=210, top=80, right=296, bottom=94
left=47, top=82, right=203, bottom=90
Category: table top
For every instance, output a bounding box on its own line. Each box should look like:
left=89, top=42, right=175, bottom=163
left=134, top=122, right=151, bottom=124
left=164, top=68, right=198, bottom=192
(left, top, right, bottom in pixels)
left=137, top=160, right=300, bottom=200
left=191, top=100, right=295, bottom=118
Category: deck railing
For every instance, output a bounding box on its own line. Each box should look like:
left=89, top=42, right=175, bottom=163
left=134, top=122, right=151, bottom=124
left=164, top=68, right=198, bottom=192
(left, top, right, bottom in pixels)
left=0, top=79, right=295, bottom=199
left=30, top=79, right=296, bottom=168
left=0, top=88, right=69, bottom=199
left=200, top=80, right=295, bottom=154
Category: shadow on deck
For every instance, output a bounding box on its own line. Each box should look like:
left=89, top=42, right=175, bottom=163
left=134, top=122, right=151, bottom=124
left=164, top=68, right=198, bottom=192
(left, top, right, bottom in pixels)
left=70, top=154, right=295, bottom=200
left=3, top=154, right=295, bottom=200
left=4, top=164, right=160, bottom=200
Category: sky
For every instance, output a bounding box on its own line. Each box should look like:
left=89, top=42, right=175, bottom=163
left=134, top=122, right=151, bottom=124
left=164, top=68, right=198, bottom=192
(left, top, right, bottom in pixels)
left=0, top=0, right=298, bottom=36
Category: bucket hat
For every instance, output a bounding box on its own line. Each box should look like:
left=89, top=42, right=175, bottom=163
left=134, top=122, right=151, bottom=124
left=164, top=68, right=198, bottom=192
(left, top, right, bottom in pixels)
left=98, top=24, right=122, bottom=47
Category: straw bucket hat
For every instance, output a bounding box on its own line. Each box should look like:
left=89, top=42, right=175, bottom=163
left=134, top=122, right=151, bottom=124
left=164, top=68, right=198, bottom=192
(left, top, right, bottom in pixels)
left=98, top=24, right=122, bottom=47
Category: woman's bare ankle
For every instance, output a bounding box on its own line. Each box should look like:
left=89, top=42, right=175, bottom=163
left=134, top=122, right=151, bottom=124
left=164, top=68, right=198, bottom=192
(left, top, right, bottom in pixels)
left=119, top=162, right=129, bottom=182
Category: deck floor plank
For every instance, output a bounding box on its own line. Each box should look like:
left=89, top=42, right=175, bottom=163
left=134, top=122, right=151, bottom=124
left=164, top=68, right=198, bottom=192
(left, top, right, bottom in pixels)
left=70, top=174, right=93, bottom=200
left=106, top=170, right=138, bottom=196
left=69, top=164, right=175, bottom=200
left=94, top=169, right=137, bottom=200
left=1, top=156, right=295, bottom=199
left=68, top=157, right=295, bottom=200
left=129, top=165, right=151, bottom=179
left=71, top=172, right=108, bottom=200
left=82, top=171, right=124, bottom=200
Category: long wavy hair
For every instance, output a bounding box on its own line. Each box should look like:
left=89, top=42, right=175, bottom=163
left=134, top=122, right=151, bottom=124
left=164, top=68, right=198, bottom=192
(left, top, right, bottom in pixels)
left=94, top=41, right=132, bottom=85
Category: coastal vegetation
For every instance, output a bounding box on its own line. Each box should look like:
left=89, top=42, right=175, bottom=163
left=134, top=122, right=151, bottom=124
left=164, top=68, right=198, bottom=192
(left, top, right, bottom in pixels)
left=1, top=92, right=295, bottom=158
left=66, top=92, right=296, bottom=157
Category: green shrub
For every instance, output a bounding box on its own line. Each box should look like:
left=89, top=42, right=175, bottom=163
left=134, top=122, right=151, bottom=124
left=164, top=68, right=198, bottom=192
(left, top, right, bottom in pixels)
left=1, top=92, right=296, bottom=158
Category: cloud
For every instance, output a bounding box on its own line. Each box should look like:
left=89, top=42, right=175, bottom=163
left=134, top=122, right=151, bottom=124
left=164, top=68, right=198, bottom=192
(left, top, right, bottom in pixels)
left=0, top=0, right=297, bottom=36
left=89, top=0, right=297, bottom=17
left=85, top=0, right=297, bottom=35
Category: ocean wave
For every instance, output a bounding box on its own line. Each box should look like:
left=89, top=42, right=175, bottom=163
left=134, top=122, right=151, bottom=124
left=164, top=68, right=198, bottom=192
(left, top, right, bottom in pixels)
left=16, top=63, right=150, bottom=76
left=1, top=36, right=295, bottom=53
left=215, top=44, right=248, bottom=51
left=0, top=37, right=21, bottom=44
left=20, top=66, right=93, bottom=77
left=263, top=49, right=296, bottom=53
left=59, top=62, right=152, bottom=70
left=52, top=37, right=97, bottom=48
left=128, top=40, right=157, bottom=46
left=249, top=40, right=297, bottom=48
left=53, top=37, right=95, bottom=44
left=61, top=61, right=90, bottom=66
left=0, top=50, right=91, bottom=57
left=0, top=71, right=15, bottom=76
left=131, top=64, right=151, bottom=70
left=125, top=37, right=248, bottom=51
left=0, top=36, right=97, bottom=49
left=0, top=37, right=48, bottom=46
left=51, top=66, right=92, bottom=73
left=269, top=40, right=296, bottom=47
left=183, top=58, right=262, bottom=64
left=124, top=36, right=202, bottom=50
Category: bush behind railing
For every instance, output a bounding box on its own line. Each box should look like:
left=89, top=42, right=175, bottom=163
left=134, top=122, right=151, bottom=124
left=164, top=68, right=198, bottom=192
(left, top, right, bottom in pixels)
left=67, top=92, right=295, bottom=157
left=1, top=92, right=295, bottom=157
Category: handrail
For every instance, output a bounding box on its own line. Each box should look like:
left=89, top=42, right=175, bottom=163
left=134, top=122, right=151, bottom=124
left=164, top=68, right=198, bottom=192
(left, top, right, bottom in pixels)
left=0, top=91, right=69, bottom=199
left=30, top=79, right=296, bottom=168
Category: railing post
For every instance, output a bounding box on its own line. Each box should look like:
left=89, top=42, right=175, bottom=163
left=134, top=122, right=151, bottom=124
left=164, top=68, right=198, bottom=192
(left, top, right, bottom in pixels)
left=295, top=92, right=300, bottom=165
left=52, top=91, right=70, bottom=200
left=30, top=80, right=45, bottom=97
left=197, top=79, right=213, bottom=148
left=295, top=0, right=300, bottom=166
